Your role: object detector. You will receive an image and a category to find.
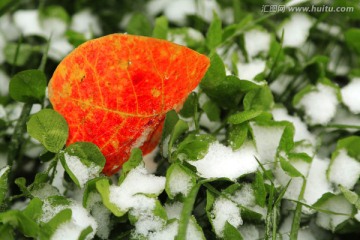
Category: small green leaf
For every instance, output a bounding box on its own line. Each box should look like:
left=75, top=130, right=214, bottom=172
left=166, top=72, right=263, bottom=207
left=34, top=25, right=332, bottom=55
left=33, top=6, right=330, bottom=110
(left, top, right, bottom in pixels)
left=42, top=208, right=72, bottom=238
left=202, top=100, right=221, bottom=122
left=4, top=43, right=34, bottom=66
left=66, top=30, right=87, bottom=47
left=59, top=142, right=105, bottom=188
left=243, top=86, right=274, bottom=111
left=96, top=179, right=125, bottom=217
left=279, top=157, right=303, bottom=178
left=176, top=134, right=216, bottom=161
left=153, top=16, right=168, bottom=40
left=23, top=198, right=43, bottom=222
left=78, top=226, right=93, bottom=240
left=339, top=185, right=360, bottom=209
left=228, top=110, right=263, bottom=124
left=118, top=148, right=143, bottom=184
left=0, top=210, right=40, bottom=238
left=253, top=171, right=266, bottom=207
left=9, top=69, right=47, bottom=103
left=223, top=221, right=243, bottom=240
left=333, top=136, right=360, bottom=160
left=39, top=5, right=70, bottom=23
left=345, top=28, right=360, bottom=54
left=227, top=123, right=248, bottom=150
left=180, top=92, right=197, bottom=118
left=27, top=109, right=69, bottom=153
left=126, top=13, right=152, bottom=36
left=206, top=12, right=222, bottom=49
left=168, top=119, right=189, bottom=161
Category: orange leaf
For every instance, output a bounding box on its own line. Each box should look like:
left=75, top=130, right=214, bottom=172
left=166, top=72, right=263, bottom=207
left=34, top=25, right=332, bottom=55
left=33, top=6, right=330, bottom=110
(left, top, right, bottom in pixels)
left=48, top=34, right=210, bottom=175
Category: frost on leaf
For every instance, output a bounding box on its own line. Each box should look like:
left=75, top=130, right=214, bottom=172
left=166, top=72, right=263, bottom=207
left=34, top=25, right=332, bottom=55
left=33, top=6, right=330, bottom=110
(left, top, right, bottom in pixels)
left=48, top=34, right=210, bottom=175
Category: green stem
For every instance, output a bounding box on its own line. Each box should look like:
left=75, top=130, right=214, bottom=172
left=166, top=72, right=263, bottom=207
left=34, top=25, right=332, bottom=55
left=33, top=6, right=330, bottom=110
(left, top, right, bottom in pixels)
left=7, top=103, right=33, bottom=191
left=290, top=178, right=307, bottom=240
left=176, top=182, right=201, bottom=240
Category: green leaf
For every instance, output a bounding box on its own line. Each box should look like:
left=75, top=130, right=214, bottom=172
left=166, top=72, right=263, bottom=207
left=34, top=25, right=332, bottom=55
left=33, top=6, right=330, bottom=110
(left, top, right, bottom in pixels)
left=180, top=92, right=197, bottom=118
left=4, top=43, right=34, bottom=66
left=0, top=224, right=14, bottom=240
left=96, top=179, right=125, bottom=217
left=168, top=119, right=189, bottom=161
left=59, top=142, right=106, bottom=188
left=243, top=85, right=274, bottom=111
left=227, top=123, right=248, bottom=150
left=153, top=16, right=168, bottom=40
left=0, top=210, right=40, bottom=238
left=253, top=171, right=266, bottom=207
left=39, top=5, right=70, bottom=23
left=201, top=55, right=246, bottom=107
left=78, top=226, right=93, bottom=240
left=9, top=69, right=47, bottom=103
left=23, top=198, right=43, bottom=222
left=345, top=28, right=360, bottom=54
left=176, top=134, right=216, bottom=161
left=0, top=166, right=10, bottom=207
left=118, top=148, right=143, bottom=185
left=202, top=100, right=221, bottom=122
left=333, top=136, right=360, bottom=160
left=66, top=30, right=87, bottom=47
left=339, top=185, right=360, bottom=209
left=206, top=12, right=222, bottom=49
left=228, top=110, right=263, bottom=124
left=279, top=156, right=303, bottom=178
left=223, top=221, right=243, bottom=240
left=42, top=208, right=72, bottom=238
left=27, top=109, right=69, bottom=153
left=126, top=13, right=152, bottom=36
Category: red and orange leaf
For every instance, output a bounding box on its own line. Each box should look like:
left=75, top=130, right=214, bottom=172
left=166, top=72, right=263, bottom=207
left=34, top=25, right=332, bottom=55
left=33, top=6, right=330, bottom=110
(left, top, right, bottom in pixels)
left=48, top=34, right=210, bottom=175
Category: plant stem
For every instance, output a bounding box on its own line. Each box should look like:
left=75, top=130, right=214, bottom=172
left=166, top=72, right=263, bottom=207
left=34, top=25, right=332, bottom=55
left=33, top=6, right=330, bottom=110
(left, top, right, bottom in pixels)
left=290, top=178, right=307, bottom=240
left=7, top=103, right=33, bottom=191
left=176, top=182, right=201, bottom=240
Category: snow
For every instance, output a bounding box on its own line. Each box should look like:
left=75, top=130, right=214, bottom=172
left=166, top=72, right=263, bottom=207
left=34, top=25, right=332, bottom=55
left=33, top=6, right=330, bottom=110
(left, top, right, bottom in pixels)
left=250, top=122, right=285, bottom=164
left=134, top=215, right=165, bottom=236
left=52, top=161, right=66, bottom=194
left=143, top=147, right=159, bottom=173
left=272, top=107, right=316, bottom=145
left=109, top=165, right=165, bottom=212
left=63, top=152, right=101, bottom=188
left=13, top=10, right=44, bottom=36
left=146, top=218, right=204, bottom=240
left=315, top=195, right=353, bottom=231
left=341, top=78, right=360, bottom=114
left=231, top=184, right=267, bottom=218
left=296, top=84, right=338, bottom=125
left=0, top=14, right=20, bottom=41
left=332, top=107, right=360, bottom=132
left=165, top=202, right=183, bottom=220
left=279, top=213, right=316, bottom=240
left=199, top=113, right=221, bottom=131
left=187, top=141, right=259, bottom=180
left=238, top=224, right=260, bottom=240
left=31, top=183, right=60, bottom=199
left=211, top=197, right=242, bottom=237
left=86, top=192, right=112, bottom=239
left=328, top=150, right=360, bottom=190
left=237, top=59, right=266, bottom=81
left=51, top=203, right=97, bottom=240
left=270, top=75, right=292, bottom=95
left=279, top=14, right=313, bottom=48
left=168, top=165, right=193, bottom=197
left=244, top=29, right=271, bottom=58
left=164, top=0, right=196, bottom=25
left=40, top=199, right=97, bottom=240
left=70, top=9, right=102, bottom=39
left=0, top=165, right=9, bottom=177
left=303, top=157, right=332, bottom=207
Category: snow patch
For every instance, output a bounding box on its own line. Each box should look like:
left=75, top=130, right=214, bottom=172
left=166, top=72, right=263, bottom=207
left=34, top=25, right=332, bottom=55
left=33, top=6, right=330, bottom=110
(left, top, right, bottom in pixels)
left=237, top=59, right=266, bottom=81
left=244, top=29, right=271, bottom=58
left=341, top=78, right=360, bottom=114
left=279, top=14, right=313, bottom=48
left=187, top=141, right=259, bottom=180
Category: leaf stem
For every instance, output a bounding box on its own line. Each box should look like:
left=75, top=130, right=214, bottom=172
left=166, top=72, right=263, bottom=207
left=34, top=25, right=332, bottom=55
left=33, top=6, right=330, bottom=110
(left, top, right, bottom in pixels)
left=290, top=177, right=307, bottom=240
left=176, top=182, right=201, bottom=240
